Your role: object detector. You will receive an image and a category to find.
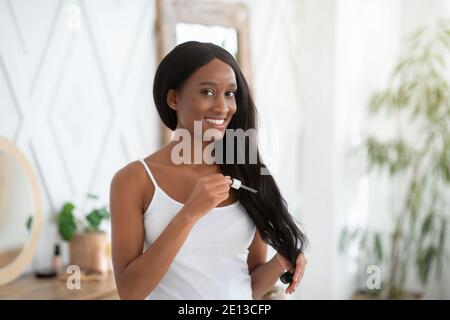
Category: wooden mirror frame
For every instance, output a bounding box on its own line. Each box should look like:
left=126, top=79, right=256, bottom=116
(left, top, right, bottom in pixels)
left=0, top=137, right=42, bottom=286
left=155, top=0, right=253, bottom=145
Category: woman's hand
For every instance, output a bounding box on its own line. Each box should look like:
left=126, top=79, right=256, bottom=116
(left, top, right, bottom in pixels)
left=275, top=252, right=307, bottom=294
left=183, top=174, right=232, bottom=221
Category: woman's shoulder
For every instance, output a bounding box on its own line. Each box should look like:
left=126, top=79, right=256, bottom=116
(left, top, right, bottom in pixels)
left=112, top=146, right=171, bottom=189
left=110, top=155, right=163, bottom=213
left=111, top=149, right=162, bottom=190
left=112, top=160, right=146, bottom=182
left=110, top=162, right=148, bottom=205
left=113, top=147, right=167, bottom=180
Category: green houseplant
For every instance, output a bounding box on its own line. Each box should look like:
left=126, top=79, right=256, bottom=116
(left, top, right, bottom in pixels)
left=339, top=20, right=450, bottom=299
left=57, top=193, right=110, bottom=274
left=57, top=193, right=110, bottom=241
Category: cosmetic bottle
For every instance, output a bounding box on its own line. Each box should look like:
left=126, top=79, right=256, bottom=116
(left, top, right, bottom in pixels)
left=52, top=243, right=62, bottom=274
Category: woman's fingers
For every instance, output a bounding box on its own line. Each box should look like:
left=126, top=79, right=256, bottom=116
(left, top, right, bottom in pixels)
left=205, top=174, right=231, bottom=186
left=295, top=254, right=307, bottom=281
left=275, top=253, right=292, bottom=271
left=215, top=177, right=232, bottom=189
left=293, top=263, right=302, bottom=282
left=296, top=270, right=305, bottom=289
left=285, top=267, right=296, bottom=294
left=285, top=253, right=307, bottom=294
left=296, top=254, right=307, bottom=288
left=286, top=282, right=296, bottom=294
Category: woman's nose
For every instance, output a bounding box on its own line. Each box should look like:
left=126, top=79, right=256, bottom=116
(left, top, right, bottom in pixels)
left=213, top=96, right=229, bottom=112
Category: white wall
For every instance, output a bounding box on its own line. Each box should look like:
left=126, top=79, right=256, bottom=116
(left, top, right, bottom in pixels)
left=332, top=0, right=402, bottom=299
left=0, top=0, right=159, bottom=269
left=288, top=0, right=337, bottom=299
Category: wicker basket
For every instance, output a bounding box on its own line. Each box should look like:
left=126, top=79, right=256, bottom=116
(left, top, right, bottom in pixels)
left=69, top=231, right=109, bottom=274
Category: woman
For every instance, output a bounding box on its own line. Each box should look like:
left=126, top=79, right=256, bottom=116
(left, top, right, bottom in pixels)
left=110, top=41, right=308, bottom=300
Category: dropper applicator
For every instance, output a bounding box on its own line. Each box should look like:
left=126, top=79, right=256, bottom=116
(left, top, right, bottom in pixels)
left=228, top=177, right=257, bottom=194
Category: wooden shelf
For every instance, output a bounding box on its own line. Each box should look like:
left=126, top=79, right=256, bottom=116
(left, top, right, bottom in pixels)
left=0, top=271, right=118, bottom=300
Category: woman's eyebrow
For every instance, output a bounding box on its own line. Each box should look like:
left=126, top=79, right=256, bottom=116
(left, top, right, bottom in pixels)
left=198, top=81, right=237, bottom=89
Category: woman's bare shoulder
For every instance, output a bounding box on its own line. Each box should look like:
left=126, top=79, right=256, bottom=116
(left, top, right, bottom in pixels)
left=113, top=146, right=168, bottom=182
left=112, top=160, right=146, bottom=184
left=110, top=159, right=156, bottom=214
left=110, top=149, right=169, bottom=209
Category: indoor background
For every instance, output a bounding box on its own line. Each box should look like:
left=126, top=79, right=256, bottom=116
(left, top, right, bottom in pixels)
left=0, top=0, right=449, bottom=299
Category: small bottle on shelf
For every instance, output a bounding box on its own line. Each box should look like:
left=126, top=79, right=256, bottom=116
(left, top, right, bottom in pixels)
left=52, top=243, right=62, bottom=275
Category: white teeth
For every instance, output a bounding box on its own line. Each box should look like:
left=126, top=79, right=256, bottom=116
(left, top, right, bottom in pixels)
left=205, top=118, right=225, bottom=125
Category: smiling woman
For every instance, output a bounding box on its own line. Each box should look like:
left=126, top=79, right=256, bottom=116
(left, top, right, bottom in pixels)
left=164, top=57, right=238, bottom=142
left=109, top=41, right=308, bottom=300
left=156, top=0, right=253, bottom=145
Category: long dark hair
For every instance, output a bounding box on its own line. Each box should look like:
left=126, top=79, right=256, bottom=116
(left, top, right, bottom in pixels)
left=153, top=41, right=308, bottom=269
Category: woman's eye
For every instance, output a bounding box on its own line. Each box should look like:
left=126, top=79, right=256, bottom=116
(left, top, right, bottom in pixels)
left=201, top=89, right=214, bottom=96
left=201, top=89, right=236, bottom=97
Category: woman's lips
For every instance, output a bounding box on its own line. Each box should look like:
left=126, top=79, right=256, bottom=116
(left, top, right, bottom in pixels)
left=203, top=117, right=227, bottom=129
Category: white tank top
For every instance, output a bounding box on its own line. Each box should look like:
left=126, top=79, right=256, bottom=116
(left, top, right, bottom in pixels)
left=139, top=159, right=256, bottom=300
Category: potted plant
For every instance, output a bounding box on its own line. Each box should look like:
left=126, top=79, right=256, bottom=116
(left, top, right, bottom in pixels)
left=339, top=20, right=450, bottom=299
left=57, top=193, right=110, bottom=274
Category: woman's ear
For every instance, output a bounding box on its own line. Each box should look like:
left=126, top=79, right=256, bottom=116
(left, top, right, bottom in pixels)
left=166, top=89, right=178, bottom=111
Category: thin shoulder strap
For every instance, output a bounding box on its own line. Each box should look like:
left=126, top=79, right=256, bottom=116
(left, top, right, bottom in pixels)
left=139, top=159, right=158, bottom=188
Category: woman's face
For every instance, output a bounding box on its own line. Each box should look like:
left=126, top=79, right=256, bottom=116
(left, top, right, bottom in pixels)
left=167, top=58, right=238, bottom=141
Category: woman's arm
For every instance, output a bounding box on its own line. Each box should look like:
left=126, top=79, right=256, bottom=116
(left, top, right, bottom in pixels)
left=247, top=230, right=286, bottom=299
left=248, top=230, right=308, bottom=299
left=110, top=162, right=199, bottom=300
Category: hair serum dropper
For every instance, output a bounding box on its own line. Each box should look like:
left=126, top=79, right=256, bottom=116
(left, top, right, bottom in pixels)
left=228, top=177, right=257, bottom=194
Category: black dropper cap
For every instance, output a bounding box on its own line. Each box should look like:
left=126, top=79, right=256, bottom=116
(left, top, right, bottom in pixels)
left=280, top=271, right=294, bottom=284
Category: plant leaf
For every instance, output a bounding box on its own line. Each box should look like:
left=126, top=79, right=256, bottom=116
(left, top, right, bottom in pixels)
left=26, top=215, right=33, bottom=232
left=86, top=207, right=110, bottom=231
left=57, top=202, right=77, bottom=241
left=374, top=232, right=383, bottom=262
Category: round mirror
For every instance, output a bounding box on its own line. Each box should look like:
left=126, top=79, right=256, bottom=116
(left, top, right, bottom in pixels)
left=0, top=136, right=42, bottom=286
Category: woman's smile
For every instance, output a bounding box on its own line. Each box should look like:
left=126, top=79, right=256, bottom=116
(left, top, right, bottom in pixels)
left=203, top=116, right=228, bottom=130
